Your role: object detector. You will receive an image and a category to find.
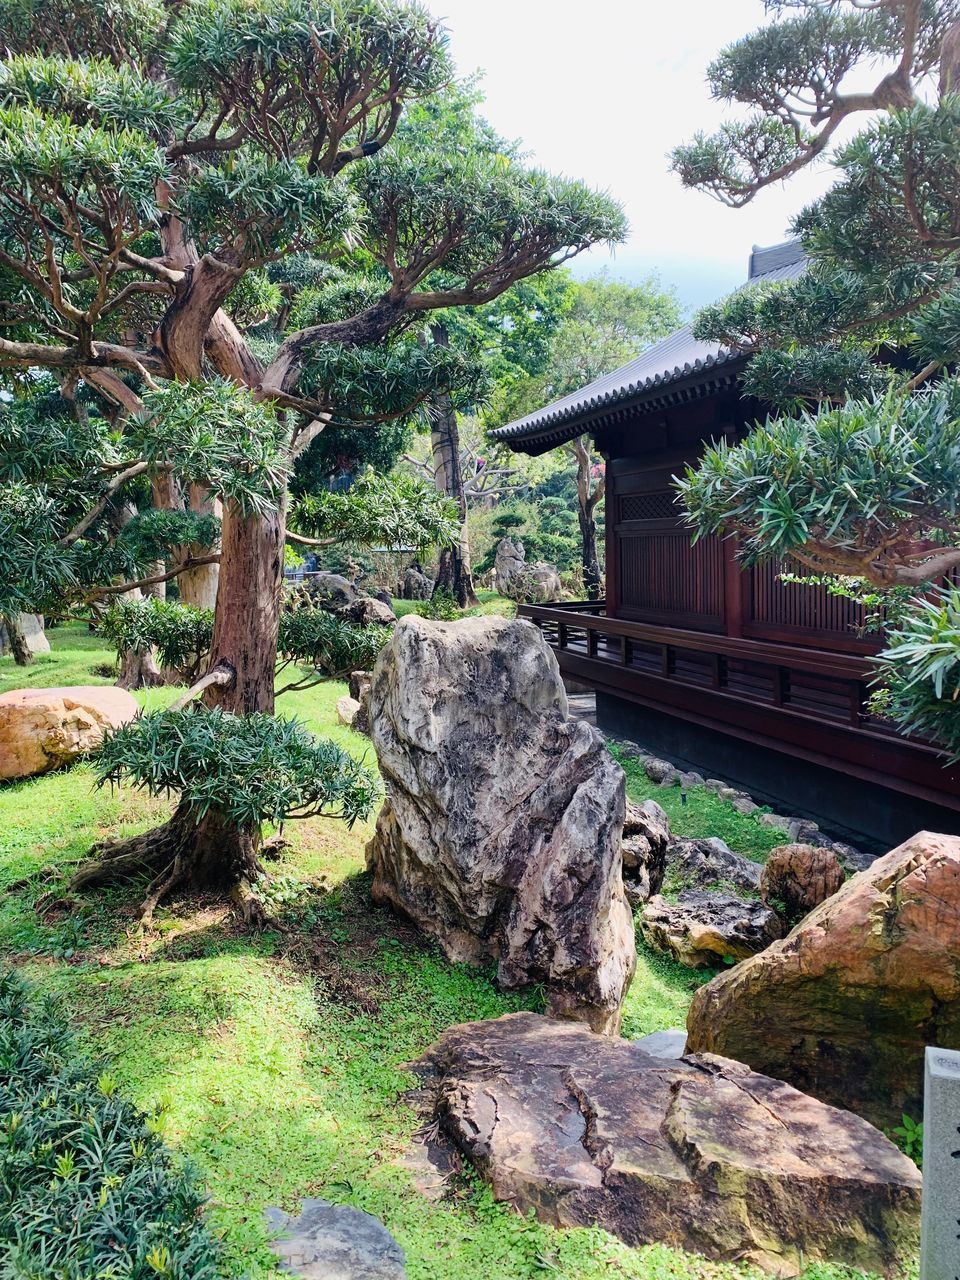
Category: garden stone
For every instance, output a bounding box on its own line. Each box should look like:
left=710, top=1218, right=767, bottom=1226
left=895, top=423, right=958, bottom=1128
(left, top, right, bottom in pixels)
left=731, top=796, right=759, bottom=815
left=704, top=779, right=727, bottom=793
left=686, top=831, right=960, bottom=1129
left=665, top=836, right=762, bottom=894
left=336, top=695, right=362, bottom=729
left=493, top=535, right=526, bottom=593
left=758, top=813, right=792, bottom=833
left=366, top=615, right=636, bottom=1034
left=760, top=844, right=844, bottom=926
left=410, top=1011, right=921, bottom=1276
left=401, top=566, right=433, bottom=600
left=831, top=840, right=873, bottom=873
left=342, top=596, right=397, bottom=627
left=265, top=1199, right=406, bottom=1280
left=0, top=612, right=50, bottom=657
left=678, top=771, right=704, bottom=789
left=634, top=1027, right=687, bottom=1058
left=509, top=562, right=562, bottom=604
left=305, top=572, right=358, bottom=607
left=622, top=799, right=670, bottom=907
left=0, top=685, right=139, bottom=780
left=643, top=757, right=676, bottom=784
left=640, top=890, right=783, bottom=967
left=658, top=771, right=681, bottom=788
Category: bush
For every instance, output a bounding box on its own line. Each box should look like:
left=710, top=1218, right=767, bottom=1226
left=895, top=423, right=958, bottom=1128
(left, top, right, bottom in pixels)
left=100, top=597, right=214, bottom=681
left=0, top=969, right=226, bottom=1279
left=416, top=589, right=461, bottom=620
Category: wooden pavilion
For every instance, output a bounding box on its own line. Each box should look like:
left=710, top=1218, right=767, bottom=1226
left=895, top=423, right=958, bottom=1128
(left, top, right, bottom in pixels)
left=492, top=240, right=960, bottom=847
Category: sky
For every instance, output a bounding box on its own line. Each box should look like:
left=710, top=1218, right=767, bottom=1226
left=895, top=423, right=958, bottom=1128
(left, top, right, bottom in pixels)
left=433, top=0, right=841, bottom=313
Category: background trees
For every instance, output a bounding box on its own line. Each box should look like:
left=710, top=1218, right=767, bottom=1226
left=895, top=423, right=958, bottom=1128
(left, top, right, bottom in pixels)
left=0, top=0, right=625, bottom=916
left=673, top=0, right=960, bottom=756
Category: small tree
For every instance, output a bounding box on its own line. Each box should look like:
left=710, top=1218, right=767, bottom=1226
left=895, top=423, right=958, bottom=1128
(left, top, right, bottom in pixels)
left=0, top=0, right=625, bottom=917
left=673, top=0, right=960, bottom=756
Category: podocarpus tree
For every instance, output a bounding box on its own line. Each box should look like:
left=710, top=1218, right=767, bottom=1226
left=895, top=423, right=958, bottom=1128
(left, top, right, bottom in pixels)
left=0, top=0, right=625, bottom=916
left=672, top=0, right=960, bottom=756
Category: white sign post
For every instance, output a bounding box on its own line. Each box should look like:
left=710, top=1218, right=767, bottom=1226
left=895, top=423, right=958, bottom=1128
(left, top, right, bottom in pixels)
left=920, top=1046, right=960, bottom=1280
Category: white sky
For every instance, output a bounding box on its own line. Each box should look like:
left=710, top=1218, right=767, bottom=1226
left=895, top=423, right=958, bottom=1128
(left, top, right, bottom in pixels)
left=433, top=0, right=841, bottom=312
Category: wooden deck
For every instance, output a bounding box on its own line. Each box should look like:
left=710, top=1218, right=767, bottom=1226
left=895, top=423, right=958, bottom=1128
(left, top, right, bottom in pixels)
left=519, top=601, right=960, bottom=813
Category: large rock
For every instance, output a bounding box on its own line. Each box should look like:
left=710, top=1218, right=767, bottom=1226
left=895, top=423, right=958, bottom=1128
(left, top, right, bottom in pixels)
left=760, top=843, right=844, bottom=926
left=508, top=563, right=562, bottom=604
left=410, top=1012, right=920, bottom=1277
left=0, top=613, right=50, bottom=657
left=0, top=685, right=139, bottom=780
left=622, top=799, right=670, bottom=906
left=265, top=1199, right=406, bottom=1279
left=365, top=616, right=635, bottom=1034
left=687, top=830, right=960, bottom=1129
left=493, top=536, right=526, bottom=594
left=401, top=566, right=433, bottom=600
left=640, top=890, right=783, bottom=968
left=666, top=836, right=762, bottom=894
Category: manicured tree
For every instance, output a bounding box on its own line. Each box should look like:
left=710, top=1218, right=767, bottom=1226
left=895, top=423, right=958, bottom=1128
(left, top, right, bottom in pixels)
left=673, top=0, right=960, bottom=753
left=0, top=0, right=625, bottom=914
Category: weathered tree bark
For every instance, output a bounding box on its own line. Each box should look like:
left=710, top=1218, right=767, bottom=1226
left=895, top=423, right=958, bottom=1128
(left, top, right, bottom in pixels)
left=117, top=645, right=164, bottom=690
left=570, top=436, right=604, bottom=601
left=2, top=613, right=33, bottom=666
left=176, top=484, right=221, bottom=611
left=429, top=327, right=479, bottom=609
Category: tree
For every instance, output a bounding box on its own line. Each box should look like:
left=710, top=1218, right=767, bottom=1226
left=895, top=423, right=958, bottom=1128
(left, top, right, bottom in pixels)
left=490, top=272, right=680, bottom=598
left=673, top=0, right=960, bottom=755
left=0, top=0, right=625, bottom=917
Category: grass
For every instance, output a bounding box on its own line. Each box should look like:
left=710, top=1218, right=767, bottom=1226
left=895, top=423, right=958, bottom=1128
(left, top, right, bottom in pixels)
left=0, top=625, right=885, bottom=1280
left=391, top=588, right=516, bottom=620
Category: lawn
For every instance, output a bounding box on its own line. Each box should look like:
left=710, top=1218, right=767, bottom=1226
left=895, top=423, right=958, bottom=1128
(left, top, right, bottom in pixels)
left=0, top=624, right=873, bottom=1280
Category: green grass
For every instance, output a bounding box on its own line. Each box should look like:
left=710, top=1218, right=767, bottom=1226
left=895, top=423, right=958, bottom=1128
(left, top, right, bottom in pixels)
left=0, top=625, right=883, bottom=1280
left=391, top=588, right=516, bottom=620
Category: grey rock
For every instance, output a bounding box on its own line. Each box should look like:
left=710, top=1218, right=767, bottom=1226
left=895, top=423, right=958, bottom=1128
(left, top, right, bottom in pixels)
left=831, top=840, right=873, bottom=873
left=409, top=1012, right=920, bottom=1275
left=622, top=799, right=671, bottom=907
left=493, top=535, right=526, bottom=594
left=731, top=796, right=760, bottom=815
left=401, top=567, right=433, bottom=601
left=679, top=771, right=705, bottom=789
left=508, top=562, right=562, bottom=604
left=336, top=695, right=362, bottom=728
left=366, top=616, right=636, bottom=1034
left=643, top=757, right=677, bottom=784
left=0, top=613, right=50, bottom=657
left=634, top=1027, right=687, bottom=1058
left=640, top=890, right=783, bottom=967
left=265, top=1199, right=406, bottom=1279
left=305, top=572, right=358, bottom=607
left=342, top=596, right=397, bottom=627
left=704, top=779, right=728, bottom=793
left=718, top=786, right=740, bottom=802
left=658, top=770, right=681, bottom=788
left=666, top=836, right=762, bottom=895
left=758, top=813, right=792, bottom=832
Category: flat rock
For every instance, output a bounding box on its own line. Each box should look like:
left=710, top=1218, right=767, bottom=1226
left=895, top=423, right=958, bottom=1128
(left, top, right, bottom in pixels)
left=0, top=685, right=139, bottom=780
left=640, top=890, right=783, bottom=967
left=666, top=836, right=762, bottom=894
left=410, top=1012, right=920, bottom=1276
left=366, top=616, right=635, bottom=1034
left=634, top=1028, right=687, bottom=1058
left=687, top=830, right=960, bottom=1129
left=265, top=1199, right=406, bottom=1279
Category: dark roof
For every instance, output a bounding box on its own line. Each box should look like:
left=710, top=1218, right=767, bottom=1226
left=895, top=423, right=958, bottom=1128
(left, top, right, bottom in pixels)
left=492, top=238, right=807, bottom=455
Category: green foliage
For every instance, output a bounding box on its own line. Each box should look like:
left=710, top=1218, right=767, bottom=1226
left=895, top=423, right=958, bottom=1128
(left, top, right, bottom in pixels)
left=416, top=588, right=460, bottom=620
left=0, top=968, right=226, bottom=1279
left=891, top=1113, right=924, bottom=1168
left=875, top=586, right=960, bottom=761
left=96, top=705, right=380, bottom=828
left=101, top=598, right=214, bottom=675
left=117, top=509, right=220, bottom=562
left=278, top=608, right=390, bottom=678
left=678, top=383, right=960, bottom=569
left=290, top=469, right=459, bottom=552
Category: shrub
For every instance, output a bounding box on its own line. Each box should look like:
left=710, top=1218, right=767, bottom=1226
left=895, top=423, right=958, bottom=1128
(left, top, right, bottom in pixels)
left=0, top=968, right=226, bottom=1279
left=100, top=597, right=214, bottom=681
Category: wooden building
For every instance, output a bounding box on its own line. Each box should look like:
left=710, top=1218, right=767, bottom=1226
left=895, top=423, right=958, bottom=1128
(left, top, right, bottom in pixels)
left=493, top=240, right=960, bottom=848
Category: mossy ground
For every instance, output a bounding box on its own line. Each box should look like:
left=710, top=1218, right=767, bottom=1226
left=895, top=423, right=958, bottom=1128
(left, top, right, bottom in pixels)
left=0, top=624, right=889, bottom=1280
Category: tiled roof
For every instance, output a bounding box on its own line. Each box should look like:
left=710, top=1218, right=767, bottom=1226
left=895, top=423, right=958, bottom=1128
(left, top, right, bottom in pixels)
left=492, top=239, right=807, bottom=454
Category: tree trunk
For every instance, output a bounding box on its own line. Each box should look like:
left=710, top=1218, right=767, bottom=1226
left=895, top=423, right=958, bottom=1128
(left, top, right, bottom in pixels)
left=176, top=484, right=221, bottom=611
left=117, top=646, right=164, bottom=690
left=2, top=613, right=33, bottom=666
left=578, top=506, right=602, bottom=600
left=429, top=358, right=479, bottom=607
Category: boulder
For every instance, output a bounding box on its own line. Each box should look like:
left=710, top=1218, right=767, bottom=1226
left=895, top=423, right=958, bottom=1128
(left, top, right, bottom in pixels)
left=365, top=616, right=635, bottom=1034
left=348, top=670, right=373, bottom=735
left=265, top=1199, right=406, bottom=1279
left=493, top=536, right=526, bottom=594
left=760, top=843, right=845, bottom=926
left=410, top=1012, right=921, bottom=1276
left=401, top=567, right=433, bottom=600
left=686, top=830, right=960, bottom=1129
left=342, top=596, right=397, bottom=627
left=507, top=563, right=562, bottom=604
left=621, top=799, right=670, bottom=907
left=0, top=613, right=50, bottom=657
left=640, top=890, right=783, bottom=968
left=336, top=695, right=362, bottom=729
left=665, top=835, right=762, bottom=895
left=305, top=572, right=358, bottom=607
left=0, top=685, right=139, bottom=780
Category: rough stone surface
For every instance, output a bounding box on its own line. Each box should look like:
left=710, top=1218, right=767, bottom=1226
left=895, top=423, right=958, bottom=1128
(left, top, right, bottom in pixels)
left=401, top=567, right=433, bottom=600
left=634, top=1028, right=687, bottom=1058
left=410, top=1012, right=921, bottom=1276
left=731, top=795, right=759, bottom=815
left=336, top=695, right=362, bottom=729
left=265, top=1199, right=406, bottom=1279
left=343, top=596, right=397, bottom=627
left=666, top=836, right=762, bottom=894
left=760, top=843, right=845, bottom=925
left=304, top=572, right=358, bottom=607
left=348, top=671, right=373, bottom=735
left=508, top=562, right=562, bottom=603
left=0, top=685, right=139, bottom=780
left=640, top=890, right=783, bottom=968
left=0, top=613, right=50, bottom=657
left=365, top=615, right=636, bottom=1034
left=643, top=757, right=677, bottom=784
left=687, top=831, right=960, bottom=1129
left=621, top=799, right=670, bottom=907
left=492, top=536, right=526, bottom=594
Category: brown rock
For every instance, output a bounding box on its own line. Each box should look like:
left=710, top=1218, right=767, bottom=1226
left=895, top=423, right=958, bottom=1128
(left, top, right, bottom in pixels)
left=335, top=695, right=362, bottom=728
left=687, top=830, right=960, bottom=1129
left=640, top=890, right=783, bottom=967
left=0, top=685, right=139, bottom=780
left=621, top=799, right=669, bottom=906
left=410, top=1012, right=920, bottom=1276
left=366, top=616, right=635, bottom=1034
left=760, top=843, right=844, bottom=925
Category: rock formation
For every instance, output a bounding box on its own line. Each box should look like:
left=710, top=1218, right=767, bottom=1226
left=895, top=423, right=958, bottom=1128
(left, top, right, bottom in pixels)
left=410, top=1012, right=921, bottom=1276
left=493, top=537, right=561, bottom=603
left=401, top=566, right=433, bottom=600
left=0, top=685, right=139, bottom=780
left=622, top=799, right=669, bottom=906
left=365, top=615, right=635, bottom=1034
left=665, top=836, right=762, bottom=895
left=265, top=1199, right=406, bottom=1279
left=687, top=830, right=960, bottom=1129
left=640, top=890, right=783, bottom=967
left=760, top=843, right=844, bottom=926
